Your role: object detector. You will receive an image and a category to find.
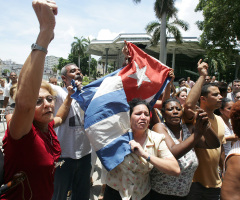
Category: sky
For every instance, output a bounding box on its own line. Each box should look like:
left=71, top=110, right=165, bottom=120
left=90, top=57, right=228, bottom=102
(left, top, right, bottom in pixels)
left=0, top=0, right=203, bottom=64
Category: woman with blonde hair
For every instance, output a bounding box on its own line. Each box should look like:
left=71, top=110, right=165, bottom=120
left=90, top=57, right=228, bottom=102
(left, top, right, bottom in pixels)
left=0, top=1, right=78, bottom=199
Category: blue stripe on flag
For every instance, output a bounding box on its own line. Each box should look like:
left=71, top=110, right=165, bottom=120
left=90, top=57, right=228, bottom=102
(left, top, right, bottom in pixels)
left=84, top=88, right=129, bottom=129
left=96, top=130, right=133, bottom=171
left=71, top=68, right=123, bottom=112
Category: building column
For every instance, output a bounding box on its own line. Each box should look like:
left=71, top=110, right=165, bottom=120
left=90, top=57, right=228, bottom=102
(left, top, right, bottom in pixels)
left=105, top=48, right=109, bottom=75
left=113, top=61, right=116, bottom=71
left=172, top=48, right=176, bottom=70
left=117, top=48, right=120, bottom=69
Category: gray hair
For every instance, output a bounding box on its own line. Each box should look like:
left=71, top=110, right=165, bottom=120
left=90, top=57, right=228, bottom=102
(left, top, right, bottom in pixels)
left=61, top=63, right=78, bottom=76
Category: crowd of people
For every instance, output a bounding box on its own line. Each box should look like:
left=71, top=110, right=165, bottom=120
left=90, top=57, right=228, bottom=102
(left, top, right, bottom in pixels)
left=0, top=1, right=240, bottom=200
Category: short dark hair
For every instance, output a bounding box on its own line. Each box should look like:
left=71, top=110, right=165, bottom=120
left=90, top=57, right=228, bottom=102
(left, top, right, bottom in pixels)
left=161, top=98, right=181, bottom=113
left=233, top=79, right=240, bottom=83
left=178, top=78, right=186, bottom=85
left=201, top=82, right=219, bottom=97
left=128, top=98, right=150, bottom=117
left=230, top=101, right=240, bottom=137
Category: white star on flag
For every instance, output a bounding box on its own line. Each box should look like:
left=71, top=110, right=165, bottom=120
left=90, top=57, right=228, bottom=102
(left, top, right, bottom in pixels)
left=128, top=61, right=151, bottom=88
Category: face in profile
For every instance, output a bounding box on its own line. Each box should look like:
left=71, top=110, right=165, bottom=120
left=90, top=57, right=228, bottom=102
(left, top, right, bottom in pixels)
left=205, top=86, right=223, bottom=109
left=220, top=101, right=234, bottom=119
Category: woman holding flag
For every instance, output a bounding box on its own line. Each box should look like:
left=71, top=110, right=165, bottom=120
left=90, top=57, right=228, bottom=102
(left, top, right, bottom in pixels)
left=103, top=98, right=180, bottom=200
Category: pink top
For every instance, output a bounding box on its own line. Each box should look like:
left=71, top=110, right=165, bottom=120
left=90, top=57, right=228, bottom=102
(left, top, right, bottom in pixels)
left=1, top=120, right=61, bottom=200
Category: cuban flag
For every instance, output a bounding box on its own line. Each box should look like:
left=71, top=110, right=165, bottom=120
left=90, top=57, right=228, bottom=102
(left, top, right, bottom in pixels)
left=71, top=42, right=170, bottom=171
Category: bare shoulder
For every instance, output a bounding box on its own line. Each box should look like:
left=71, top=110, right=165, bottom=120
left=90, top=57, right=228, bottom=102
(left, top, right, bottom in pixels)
left=221, top=155, right=240, bottom=200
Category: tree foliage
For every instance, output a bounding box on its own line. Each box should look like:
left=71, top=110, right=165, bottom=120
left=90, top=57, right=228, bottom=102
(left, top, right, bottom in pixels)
left=145, top=16, right=189, bottom=46
left=154, top=0, right=176, bottom=19
left=56, top=36, right=98, bottom=79
left=195, top=0, right=240, bottom=80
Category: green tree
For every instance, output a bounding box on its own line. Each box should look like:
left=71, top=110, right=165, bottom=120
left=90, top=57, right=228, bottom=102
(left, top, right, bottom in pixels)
left=195, top=0, right=240, bottom=79
left=145, top=17, right=189, bottom=46
left=133, top=0, right=182, bottom=63
left=57, top=57, right=71, bottom=71
left=52, top=65, right=58, bottom=74
left=71, top=36, right=88, bottom=68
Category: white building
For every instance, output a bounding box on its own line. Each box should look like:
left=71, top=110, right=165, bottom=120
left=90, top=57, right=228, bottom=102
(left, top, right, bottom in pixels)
left=43, top=56, right=60, bottom=80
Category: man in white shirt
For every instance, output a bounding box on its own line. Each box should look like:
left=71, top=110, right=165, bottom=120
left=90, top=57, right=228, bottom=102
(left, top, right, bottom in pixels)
left=51, top=63, right=92, bottom=200
left=186, top=76, right=195, bottom=88
left=227, top=79, right=240, bottom=102
left=176, top=78, right=191, bottom=95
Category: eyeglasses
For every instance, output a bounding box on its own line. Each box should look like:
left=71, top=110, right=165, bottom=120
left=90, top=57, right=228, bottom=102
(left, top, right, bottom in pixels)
left=36, top=95, right=56, bottom=106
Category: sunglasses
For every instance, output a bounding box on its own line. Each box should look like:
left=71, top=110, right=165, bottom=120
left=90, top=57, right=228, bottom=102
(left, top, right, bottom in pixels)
left=36, top=95, right=56, bottom=106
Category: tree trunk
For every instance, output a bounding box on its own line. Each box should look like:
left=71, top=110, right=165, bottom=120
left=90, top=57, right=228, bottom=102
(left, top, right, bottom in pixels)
left=235, top=57, right=240, bottom=79
left=159, top=11, right=167, bottom=64
left=78, top=55, right=81, bottom=69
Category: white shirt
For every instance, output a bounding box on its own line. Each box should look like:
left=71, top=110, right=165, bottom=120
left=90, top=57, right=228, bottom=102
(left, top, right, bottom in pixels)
left=227, top=92, right=235, bottom=102
left=3, top=82, right=15, bottom=105
left=51, top=84, right=92, bottom=159
left=0, top=85, right=5, bottom=101
left=176, top=86, right=191, bottom=95
left=223, top=121, right=234, bottom=156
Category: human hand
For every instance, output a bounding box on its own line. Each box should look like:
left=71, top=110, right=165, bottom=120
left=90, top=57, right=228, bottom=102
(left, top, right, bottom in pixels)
left=197, top=59, right=208, bottom=77
left=66, top=85, right=75, bottom=96
left=122, top=40, right=131, bottom=65
left=194, top=108, right=209, bottom=135
left=232, top=134, right=239, bottom=142
left=74, top=80, right=82, bottom=91
left=32, top=0, right=58, bottom=42
left=129, top=140, right=146, bottom=157
left=168, top=69, right=175, bottom=82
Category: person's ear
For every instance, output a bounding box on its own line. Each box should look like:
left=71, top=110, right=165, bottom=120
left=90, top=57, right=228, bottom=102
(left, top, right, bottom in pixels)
left=200, top=96, right=207, bottom=102
left=61, top=75, right=66, bottom=83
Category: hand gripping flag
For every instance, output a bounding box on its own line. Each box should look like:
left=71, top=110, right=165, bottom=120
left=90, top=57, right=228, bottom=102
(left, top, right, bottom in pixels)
left=71, top=42, right=170, bottom=171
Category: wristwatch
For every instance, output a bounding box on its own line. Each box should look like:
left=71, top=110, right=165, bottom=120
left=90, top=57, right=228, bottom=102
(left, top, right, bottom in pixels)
left=146, top=154, right=151, bottom=162
left=31, top=43, right=48, bottom=54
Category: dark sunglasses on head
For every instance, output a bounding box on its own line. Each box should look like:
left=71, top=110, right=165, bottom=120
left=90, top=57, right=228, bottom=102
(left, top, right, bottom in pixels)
left=36, top=95, right=56, bottom=106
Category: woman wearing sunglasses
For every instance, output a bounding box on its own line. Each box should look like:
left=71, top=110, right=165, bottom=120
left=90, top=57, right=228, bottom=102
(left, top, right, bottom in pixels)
left=0, top=1, right=75, bottom=200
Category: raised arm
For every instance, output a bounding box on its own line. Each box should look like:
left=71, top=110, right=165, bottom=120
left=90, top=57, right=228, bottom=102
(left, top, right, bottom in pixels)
left=9, top=0, right=57, bottom=140
left=184, top=59, right=208, bottom=120
left=154, top=69, right=175, bottom=109
left=53, top=81, right=82, bottom=128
